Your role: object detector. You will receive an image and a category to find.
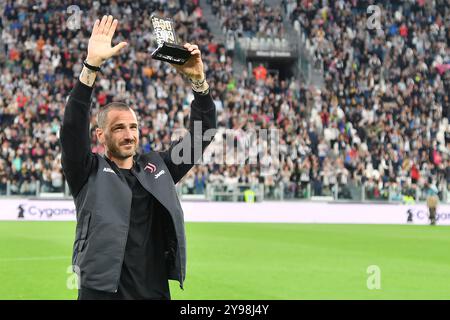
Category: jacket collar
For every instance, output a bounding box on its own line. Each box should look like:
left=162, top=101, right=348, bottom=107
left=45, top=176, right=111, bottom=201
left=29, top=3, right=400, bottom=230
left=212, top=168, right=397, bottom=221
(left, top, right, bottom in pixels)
left=102, top=153, right=141, bottom=170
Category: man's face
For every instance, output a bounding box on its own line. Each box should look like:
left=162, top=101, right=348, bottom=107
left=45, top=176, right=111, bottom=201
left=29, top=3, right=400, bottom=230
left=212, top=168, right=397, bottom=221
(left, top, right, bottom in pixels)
left=96, top=109, right=139, bottom=160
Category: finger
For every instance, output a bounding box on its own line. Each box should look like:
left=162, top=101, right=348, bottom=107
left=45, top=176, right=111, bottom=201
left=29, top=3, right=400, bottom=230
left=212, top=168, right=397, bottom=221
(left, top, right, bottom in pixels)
left=188, top=44, right=199, bottom=51
left=92, top=19, right=100, bottom=35
left=97, top=15, right=108, bottom=34
left=104, top=15, right=114, bottom=35
left=111, top=41, right=128, bottom=55
left=185, top=44, right=198, bottom=51
left=183, top=43, right=191, bottom=49
left=107, top=19, right=119, bottom=38
left=190, top=49, right=201, bottom=55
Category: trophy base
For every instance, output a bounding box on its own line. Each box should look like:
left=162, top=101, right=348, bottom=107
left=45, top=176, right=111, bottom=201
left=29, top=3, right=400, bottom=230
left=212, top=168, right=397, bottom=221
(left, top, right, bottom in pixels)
left=151, top=42, right=191, bottom=65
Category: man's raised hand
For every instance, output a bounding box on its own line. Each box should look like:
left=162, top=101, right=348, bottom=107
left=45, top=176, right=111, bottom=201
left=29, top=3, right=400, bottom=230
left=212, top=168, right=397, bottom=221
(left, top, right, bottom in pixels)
left=86, top=15, right=127, bottom=67
left=171, top=43, right=205, bottom=81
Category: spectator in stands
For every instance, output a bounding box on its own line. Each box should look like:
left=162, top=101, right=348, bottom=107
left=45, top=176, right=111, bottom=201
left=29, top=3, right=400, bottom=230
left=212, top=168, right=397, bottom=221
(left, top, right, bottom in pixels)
left=194, top=167, right=207, bottom=194
left=425, top=179, right=439, bottom=225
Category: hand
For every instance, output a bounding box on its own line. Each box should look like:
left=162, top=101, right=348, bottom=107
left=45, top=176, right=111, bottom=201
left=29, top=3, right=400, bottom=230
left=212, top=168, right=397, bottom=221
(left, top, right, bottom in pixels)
left=86, top=15, right=127, bottom=67
left=171, top=43, right=205, bottom=81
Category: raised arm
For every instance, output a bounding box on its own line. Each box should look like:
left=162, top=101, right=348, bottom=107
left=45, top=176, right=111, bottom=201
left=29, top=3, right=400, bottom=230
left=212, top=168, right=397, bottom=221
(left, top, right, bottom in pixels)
left=60, top=15, right=127, bottom=196
left=159, top=43, right=217, bottom=183
left=79, top=15, right=127, bottom=87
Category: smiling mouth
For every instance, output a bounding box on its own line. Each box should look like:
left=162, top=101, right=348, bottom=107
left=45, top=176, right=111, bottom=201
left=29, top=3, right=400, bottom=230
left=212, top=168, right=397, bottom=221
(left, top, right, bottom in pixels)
left=121, top=142, right=135, bottom=147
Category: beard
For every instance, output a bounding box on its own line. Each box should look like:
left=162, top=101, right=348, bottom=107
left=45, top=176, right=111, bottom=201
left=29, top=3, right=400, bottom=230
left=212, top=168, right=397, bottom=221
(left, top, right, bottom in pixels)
left=106, top=138, right=137, bottom=160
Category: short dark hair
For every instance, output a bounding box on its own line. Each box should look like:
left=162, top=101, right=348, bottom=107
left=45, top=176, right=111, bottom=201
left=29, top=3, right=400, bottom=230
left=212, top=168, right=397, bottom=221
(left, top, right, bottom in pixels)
left=96, top=102, right=133, bottom=129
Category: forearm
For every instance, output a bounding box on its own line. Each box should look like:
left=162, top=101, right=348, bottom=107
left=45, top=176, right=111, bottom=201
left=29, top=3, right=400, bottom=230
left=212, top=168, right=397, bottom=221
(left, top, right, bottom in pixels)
left=188, top=89, right=217, bottom=158
left=66, top=58, right=100, bottom=153
left=190, top=91, right=216, bottom=130
left=60, top=80, right=94, bottom=159
left=60, top=80, right=95, bottom=196
left=159, top=87, right=216, bottom=183
left=79, top=64, right=99, bottom=87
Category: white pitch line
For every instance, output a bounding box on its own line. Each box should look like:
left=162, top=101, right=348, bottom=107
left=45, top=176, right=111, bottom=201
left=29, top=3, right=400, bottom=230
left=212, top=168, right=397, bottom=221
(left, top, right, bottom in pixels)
left=0, top=256, right=71, bottom=262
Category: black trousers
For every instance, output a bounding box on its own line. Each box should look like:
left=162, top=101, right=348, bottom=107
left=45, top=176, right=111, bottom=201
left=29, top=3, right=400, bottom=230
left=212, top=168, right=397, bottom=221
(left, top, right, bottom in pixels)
left=78, top=287, right=121, bottom=300
left=78, top=286, right=170, bottom=300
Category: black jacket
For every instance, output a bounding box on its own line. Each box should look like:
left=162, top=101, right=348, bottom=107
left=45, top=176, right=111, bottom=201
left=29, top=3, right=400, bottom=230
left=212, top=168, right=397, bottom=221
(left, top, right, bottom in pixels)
left=60, top=80, right=216, bottom=292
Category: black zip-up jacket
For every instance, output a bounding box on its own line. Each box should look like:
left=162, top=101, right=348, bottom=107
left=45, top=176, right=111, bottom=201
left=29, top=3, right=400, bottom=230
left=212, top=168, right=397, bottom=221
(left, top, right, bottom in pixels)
left=60, top=80, right=216, bottom=292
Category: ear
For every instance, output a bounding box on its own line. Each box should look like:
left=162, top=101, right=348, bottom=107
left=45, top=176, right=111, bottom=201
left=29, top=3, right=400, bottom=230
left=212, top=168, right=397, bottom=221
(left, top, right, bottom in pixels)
left=96, top=127, right=105, bottom=145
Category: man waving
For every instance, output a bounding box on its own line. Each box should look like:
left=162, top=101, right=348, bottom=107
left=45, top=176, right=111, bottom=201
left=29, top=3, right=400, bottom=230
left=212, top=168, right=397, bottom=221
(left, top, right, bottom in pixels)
left=60, top=15, right=216, bottom=300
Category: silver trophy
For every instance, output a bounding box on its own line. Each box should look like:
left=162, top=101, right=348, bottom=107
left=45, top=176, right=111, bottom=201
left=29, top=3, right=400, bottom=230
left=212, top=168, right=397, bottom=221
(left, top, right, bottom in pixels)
left=150, top=15, right=191, bottom=65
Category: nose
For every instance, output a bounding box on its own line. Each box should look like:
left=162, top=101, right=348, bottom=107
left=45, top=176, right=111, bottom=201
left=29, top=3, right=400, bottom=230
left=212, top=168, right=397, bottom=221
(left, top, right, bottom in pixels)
left=125, top=128, right=133, bottom=138
left=123, top=127, right=135, bottom=142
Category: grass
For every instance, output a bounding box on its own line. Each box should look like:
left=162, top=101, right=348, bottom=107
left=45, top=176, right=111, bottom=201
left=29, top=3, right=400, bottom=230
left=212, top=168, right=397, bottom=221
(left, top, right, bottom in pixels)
left=0, top=221, right=449, bottom=300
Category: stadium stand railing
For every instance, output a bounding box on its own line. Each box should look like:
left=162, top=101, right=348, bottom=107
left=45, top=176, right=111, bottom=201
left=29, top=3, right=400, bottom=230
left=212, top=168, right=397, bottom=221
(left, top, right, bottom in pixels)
left=1, top=180, right=448, bottom=205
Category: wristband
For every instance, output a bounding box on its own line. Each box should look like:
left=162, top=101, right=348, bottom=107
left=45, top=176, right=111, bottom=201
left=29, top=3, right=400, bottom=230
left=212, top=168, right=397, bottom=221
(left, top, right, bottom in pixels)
left=83, top=60, right=101, bottom=72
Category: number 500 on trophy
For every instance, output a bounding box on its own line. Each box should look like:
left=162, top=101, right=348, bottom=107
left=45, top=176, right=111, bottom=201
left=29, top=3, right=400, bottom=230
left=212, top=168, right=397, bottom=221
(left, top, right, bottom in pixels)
left=150, top=15, right=191, bottom=65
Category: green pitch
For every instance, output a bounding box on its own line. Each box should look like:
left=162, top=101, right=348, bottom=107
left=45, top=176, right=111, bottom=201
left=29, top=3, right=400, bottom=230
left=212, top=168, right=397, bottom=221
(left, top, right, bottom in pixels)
left=0, top=221, right=449, bottom=300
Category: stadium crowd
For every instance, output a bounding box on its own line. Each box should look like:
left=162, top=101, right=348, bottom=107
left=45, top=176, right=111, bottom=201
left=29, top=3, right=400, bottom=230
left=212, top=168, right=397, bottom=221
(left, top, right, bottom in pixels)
left=208, top=0, right=285, bottom=38
left=0, top=0, right=449, bottom=201
left=284, top=0, right=450, bottom=200
left=0, top=0, right=226, bottom=195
